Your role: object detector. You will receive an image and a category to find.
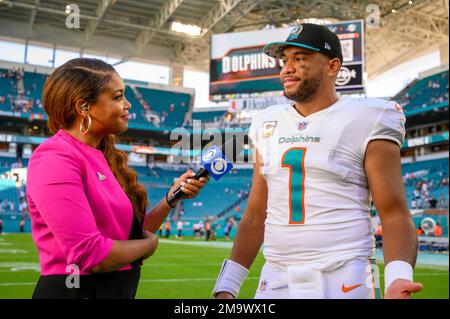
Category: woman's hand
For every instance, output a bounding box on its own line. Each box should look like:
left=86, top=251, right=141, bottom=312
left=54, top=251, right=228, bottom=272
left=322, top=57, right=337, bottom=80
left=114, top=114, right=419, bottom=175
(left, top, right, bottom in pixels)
left=141, top=230, right=159, bottom=261
left=167, top=170, right=210, bottom=204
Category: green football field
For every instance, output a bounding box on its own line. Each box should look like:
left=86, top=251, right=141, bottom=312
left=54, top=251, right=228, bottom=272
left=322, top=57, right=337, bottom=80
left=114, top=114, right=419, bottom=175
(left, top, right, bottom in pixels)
left=0, top=234, right=448, bottom=299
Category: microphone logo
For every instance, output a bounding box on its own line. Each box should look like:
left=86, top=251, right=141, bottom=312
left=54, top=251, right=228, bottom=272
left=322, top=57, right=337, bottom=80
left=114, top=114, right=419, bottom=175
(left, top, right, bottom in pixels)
left=201, top=145, right=233, bottom=181
left=211, top=158, right=228, bottom=175
left=202, top=149, right=217, bottom=162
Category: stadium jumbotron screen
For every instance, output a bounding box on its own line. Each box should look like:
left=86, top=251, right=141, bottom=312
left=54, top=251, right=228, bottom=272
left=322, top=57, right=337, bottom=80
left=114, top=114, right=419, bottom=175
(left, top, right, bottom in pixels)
left=210, top=20, right=364, bottom=101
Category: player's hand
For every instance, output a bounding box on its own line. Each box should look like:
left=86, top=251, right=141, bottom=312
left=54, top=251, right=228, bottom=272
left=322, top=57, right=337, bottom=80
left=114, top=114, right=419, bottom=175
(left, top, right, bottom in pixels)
left=168, top=170, right=210, bottom=202
left=215, top=292, right=235, bottom=299
left=142, top=230, right=159, bottom=260
left=384, top=278, right=423, bottom=299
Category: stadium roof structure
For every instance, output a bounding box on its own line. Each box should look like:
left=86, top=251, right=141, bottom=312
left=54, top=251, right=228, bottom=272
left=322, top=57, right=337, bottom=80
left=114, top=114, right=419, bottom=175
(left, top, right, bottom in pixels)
left=0, top=0, right=448, bottom=79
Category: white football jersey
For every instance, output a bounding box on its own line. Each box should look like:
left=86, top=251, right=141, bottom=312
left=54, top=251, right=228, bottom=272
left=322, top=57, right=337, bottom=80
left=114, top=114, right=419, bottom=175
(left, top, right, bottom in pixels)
left=248, top=96, right=406, bottom=270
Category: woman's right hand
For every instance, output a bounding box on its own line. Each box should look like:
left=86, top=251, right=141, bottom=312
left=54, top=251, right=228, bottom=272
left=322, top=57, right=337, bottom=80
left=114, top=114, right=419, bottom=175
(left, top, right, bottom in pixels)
left=142, top=230, right=159, bottom=260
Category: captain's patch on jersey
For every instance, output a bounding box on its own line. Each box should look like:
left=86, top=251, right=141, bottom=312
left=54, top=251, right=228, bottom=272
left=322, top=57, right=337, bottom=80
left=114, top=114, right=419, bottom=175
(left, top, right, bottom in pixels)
left=262, top=121, right=278, bottom=138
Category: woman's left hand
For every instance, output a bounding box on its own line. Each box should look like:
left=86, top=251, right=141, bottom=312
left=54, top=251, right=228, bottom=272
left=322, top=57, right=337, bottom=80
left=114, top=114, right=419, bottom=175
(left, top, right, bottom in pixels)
left=167, top=170, right=210, bottom=203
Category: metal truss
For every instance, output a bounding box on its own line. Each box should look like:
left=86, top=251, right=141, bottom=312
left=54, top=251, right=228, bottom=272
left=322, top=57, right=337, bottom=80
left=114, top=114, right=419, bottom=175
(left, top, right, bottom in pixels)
left=134, top=0, right=185, bottom=53
left=84, top=0, right=113, bottom=44
left=26, top=0, right=40, bottom=38
left=172, top=0, right=259, bottom=64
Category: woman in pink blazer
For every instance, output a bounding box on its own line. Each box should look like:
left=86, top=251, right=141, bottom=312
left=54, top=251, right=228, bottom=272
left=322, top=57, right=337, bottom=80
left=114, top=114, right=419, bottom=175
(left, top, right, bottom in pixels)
left=27, top=58, right=208, bottom=299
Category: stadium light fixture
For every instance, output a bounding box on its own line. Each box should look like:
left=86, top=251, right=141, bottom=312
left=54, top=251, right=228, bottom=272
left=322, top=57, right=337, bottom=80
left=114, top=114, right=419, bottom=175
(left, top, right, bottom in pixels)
left=409, top=0, right=413, bottom=4
left=392, top=8, right=397, bottom=13
left=65, top=4, right=72, bottom=14
left=171, top=22, right=202, bottom=37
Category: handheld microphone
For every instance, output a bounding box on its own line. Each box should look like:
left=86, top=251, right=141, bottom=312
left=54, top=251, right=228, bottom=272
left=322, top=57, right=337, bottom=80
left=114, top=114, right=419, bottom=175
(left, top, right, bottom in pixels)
left=167, top=138, right=244, bottom=207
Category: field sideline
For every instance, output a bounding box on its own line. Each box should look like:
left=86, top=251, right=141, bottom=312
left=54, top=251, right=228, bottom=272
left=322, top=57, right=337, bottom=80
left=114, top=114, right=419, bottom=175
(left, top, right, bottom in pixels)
left=0, top=234, right=448, bottom=299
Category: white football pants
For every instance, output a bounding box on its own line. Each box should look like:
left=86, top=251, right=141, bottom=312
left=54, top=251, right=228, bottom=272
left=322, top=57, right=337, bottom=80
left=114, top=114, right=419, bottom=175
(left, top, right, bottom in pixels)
left=254, top=259, right=382, bottom=299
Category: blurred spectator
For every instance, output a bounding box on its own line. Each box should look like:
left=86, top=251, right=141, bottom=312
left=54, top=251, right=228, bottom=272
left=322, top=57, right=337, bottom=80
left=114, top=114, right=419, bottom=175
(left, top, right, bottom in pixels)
left=19, top=218, right=25, bottom=233
left=199, top=220, right=205, bottom=238
left=411, top=199, right=417, bottom=209
left=193, top=222, right=200, bottom=239
left=428, top=197, right=438, bottom=209
left=417, top=226, right=424, bottom=236
left=421, top=181, right=428, bottom=193
left=164, top=220, right=171, bottom=238
left=1, top=199, right=8, bottom=211
left=434, top=223, right=443, bottom=237
left=224, top=218, right=232, bottom=241
left=176, top=220, right=183, bottom=238
left=417, top=198, right=423, bottom=209
left=205, top=220, right=212, bottom=241
left=19, top=188, right=26, bottom=200
left=224, top=217, right=237, bottom=241
left=20, top=199, right=29, bottom=219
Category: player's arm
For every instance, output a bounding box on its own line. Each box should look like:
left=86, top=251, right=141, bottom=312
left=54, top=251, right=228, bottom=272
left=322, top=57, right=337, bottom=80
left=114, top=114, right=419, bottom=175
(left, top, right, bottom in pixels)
left=365, top=139, right=423, bottom=299
left=213, top=149, right=268, bottom=299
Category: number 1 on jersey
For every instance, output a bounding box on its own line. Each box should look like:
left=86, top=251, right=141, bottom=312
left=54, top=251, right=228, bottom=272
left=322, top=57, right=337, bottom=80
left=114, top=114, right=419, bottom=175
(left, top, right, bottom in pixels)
left=281, top=148, right=306, bottom=224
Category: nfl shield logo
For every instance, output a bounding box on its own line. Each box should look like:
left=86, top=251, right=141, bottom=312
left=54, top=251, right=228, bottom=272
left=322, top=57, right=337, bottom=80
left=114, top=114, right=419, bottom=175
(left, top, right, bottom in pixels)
left=297, top=121, right=308, bottom=131
left=259, top=279, right=268, bottom=291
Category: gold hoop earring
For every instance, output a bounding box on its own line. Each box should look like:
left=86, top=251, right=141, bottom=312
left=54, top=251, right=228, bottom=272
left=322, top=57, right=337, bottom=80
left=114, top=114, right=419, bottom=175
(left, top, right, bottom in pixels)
left=80, top=115, right=92, bottom=135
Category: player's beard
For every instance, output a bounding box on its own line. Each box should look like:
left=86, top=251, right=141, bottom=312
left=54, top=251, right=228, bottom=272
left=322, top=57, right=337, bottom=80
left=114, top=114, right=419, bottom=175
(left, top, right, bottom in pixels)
left=284, top=73, right=324, bottom=103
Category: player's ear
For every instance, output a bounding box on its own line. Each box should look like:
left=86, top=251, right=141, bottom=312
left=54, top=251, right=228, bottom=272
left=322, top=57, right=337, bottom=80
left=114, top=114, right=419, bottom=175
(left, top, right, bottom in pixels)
left=328, top=58, right=341, bottom=77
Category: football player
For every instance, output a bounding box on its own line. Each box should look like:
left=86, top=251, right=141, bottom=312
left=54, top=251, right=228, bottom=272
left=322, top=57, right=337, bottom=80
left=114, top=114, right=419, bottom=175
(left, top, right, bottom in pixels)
left=212, top=23, right=422, bottom=299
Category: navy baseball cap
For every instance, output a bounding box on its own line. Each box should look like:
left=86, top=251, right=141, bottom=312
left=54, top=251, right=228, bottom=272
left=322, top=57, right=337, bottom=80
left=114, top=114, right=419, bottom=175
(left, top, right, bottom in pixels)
left=264, top=23, right=343, bottom=64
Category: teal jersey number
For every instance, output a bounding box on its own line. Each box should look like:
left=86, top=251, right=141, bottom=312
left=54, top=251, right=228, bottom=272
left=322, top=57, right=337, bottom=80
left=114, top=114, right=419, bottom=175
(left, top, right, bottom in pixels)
left=281, top=148, right=307, bottom=224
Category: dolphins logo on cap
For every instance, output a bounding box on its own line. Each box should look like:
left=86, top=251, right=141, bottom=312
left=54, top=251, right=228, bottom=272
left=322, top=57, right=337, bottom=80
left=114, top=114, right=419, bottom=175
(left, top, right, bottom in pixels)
left=287, top=24, right=304, bottom=40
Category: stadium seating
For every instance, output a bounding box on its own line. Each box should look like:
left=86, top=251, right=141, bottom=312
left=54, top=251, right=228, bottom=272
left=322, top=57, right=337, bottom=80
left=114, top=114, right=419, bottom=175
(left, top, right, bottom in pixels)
left=192, top=110, right=227, bottom=123
left=131, top=165, right=252, bottom=222
left=0, top=156, right=17, bottom=174
left=136, top=87, right=191, bottom=128
left=395, top=70, right=449, bottom=113
left=22, top=71, right=47, bottom=115
left=0, top=67, right=193, bottom=129
left=402, top=157, right=449, bottom=208
left=0, top=68, right=16, bottom=112
left=0, top=179, right=22, bottom=226
left=0, top=68, right=47, bottom=115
